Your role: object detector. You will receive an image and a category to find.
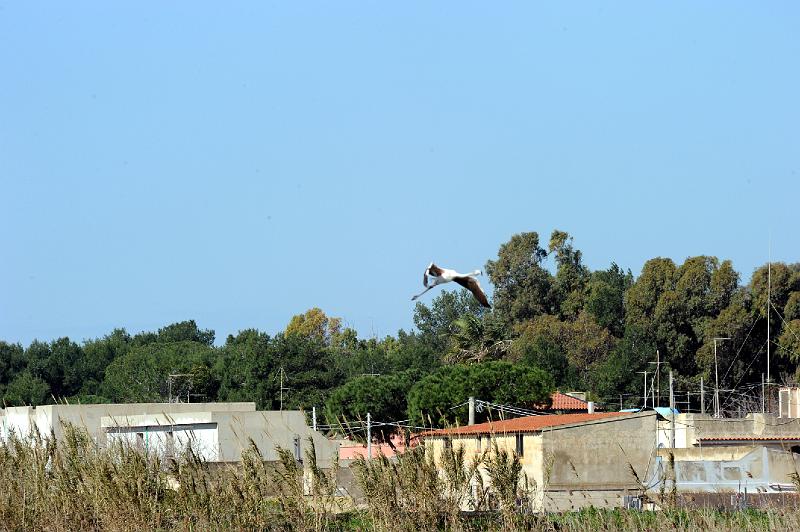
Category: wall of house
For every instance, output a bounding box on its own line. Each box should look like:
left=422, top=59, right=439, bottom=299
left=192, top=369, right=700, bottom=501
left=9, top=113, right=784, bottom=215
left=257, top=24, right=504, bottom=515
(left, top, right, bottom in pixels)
left=107, top=422, right=220, bottom=461
left=676, top=414, right=800, bottom=445
left=526, top=412, right=659, bottom=511
left=100, top=410, right=339, bottom=466
left=424, top=414, right=658, bottom=512
left=660, top=446, right=800, bottom=493
left=0, top=403, right=256, bottom=446
left=213, top=410, right=340, bottom=466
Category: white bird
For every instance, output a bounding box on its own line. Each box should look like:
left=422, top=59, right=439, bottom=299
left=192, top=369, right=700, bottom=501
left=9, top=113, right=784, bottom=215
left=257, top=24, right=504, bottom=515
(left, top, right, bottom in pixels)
left=411, top=262, right=491, bottom=308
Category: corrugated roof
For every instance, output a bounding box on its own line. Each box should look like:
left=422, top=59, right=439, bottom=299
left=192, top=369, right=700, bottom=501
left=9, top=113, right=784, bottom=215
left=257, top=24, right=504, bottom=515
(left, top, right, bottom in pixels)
left=424, top=412, right=629, bottom=437
left=549, top=392, right=589, bottom=410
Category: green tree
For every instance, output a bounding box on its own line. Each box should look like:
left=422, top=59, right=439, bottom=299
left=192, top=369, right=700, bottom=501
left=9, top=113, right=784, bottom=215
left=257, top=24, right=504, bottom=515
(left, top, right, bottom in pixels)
left=157, top=320, right=215, bottom=346
left=624, top=257, right=677, bottom=339
left=592, top=336, right=651, bottom=406
left=548, top=230, right=590, bottom=319
left=485, top=232, right=553, bottom=326
left=511, top=336, right=572, bottom=388
left=285, top=308, right=342, bottom=345
left=695, top=293, right=756, bottom=388
left=215, top=328, right=271, bottom=402
left=785, top=292, right=800, bottom=322
left=585, top=264, right=633, bottom=337
left=778, top=320, right=800, bottom=371
left=101, top=340, right=216, bottom=402
left=407, top=362, right=553, bottom=426
left=413, top=289, right=483, bottom=354
left=447, top=313, right=510, bottom=364
left=514, top=312, right=615, bottom=389
left=4, top=371, right=50, bottom=406
left=0, top=341, right=25, bottom=387
left=243, top=333, right=343, bottom=411
left=325, top=371, right=417, bottom=441
left=77, top=328, right=132, bottom=397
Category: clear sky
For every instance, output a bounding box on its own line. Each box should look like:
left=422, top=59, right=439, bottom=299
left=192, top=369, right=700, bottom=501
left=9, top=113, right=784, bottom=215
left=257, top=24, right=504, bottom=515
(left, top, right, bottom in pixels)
left=1, top=2, right=798, bottom=346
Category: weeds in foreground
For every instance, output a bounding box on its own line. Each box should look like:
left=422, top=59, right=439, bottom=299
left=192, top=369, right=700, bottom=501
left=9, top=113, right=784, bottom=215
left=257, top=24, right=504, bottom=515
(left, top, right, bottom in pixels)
left=2, top=424, right=800, bottom=531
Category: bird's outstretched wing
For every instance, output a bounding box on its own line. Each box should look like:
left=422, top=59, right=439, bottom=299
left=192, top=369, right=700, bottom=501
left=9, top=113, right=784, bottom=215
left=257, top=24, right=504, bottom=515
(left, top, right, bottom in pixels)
left=453, top=276, right=491, bottom=308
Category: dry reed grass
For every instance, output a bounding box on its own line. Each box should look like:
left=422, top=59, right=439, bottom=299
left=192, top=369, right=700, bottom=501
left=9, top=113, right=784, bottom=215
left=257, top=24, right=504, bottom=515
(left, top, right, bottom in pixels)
left=1, top=424, right=800, bottom=531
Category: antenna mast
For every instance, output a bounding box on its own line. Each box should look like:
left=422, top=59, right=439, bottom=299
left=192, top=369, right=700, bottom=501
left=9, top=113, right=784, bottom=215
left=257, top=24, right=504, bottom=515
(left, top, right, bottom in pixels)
left=767, top=240, right=771, bottom=385
left=279, top=367, right=290, bottom=411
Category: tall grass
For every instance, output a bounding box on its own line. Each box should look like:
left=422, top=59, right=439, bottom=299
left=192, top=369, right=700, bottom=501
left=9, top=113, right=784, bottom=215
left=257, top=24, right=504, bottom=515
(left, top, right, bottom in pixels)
left=2, top=424, right=800, bottom=531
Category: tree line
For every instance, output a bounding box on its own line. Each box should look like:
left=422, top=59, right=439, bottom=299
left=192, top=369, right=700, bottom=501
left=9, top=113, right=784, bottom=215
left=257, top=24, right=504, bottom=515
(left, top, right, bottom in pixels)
left=2, top=230, right=799, bottom=437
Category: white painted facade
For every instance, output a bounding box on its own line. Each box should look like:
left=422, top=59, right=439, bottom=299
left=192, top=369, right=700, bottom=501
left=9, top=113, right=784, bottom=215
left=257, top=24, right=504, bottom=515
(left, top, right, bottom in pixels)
left=104, top=412, right=221, bottom=461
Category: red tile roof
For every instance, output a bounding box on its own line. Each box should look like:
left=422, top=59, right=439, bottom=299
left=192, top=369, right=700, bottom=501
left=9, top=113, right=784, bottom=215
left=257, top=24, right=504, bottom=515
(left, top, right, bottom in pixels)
left=549, top=392, right=589, bottom=411
left=424, top=412, right=629, bottom=437
left=698, top=436, right=800, bottom=442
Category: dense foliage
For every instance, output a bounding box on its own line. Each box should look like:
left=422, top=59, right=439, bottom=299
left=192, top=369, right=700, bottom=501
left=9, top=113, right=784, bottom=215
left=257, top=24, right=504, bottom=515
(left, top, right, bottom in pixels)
left=2, top=230, right=799, bottom=436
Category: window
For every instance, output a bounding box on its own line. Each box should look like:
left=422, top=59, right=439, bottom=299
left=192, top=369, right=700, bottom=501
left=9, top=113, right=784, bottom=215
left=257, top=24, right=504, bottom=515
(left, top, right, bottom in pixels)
left=165, top=431, right=175, bottom=459
left=515, top=433, right=524, bottom=457
left=293, top=435, right=301, bottom=462
left=136, top=432, right=145, bottom=451
left=477, top=435, right=482, bottom=452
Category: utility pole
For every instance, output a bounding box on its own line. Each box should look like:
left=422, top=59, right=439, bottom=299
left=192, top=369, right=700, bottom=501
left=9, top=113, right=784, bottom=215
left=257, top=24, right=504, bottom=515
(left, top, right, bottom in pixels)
left=700, top=378, right=705, bottom=415
left=649, top=350, right=661, bottom=408
left=669, top=371, right=676, bottom=448
left=312, top=406, right=317, bottom=431
left=366, top=412, right=372, bottom=461
left=637, top=371, right=648, bottom=409
left=713, top=338, right=730, bottom=418
left=278, top=367, right=290, bottom=411
left=468, top=397, right=475, bottom=426
left=768, top=246, right=771, bottom=385
left=167, top=373, right=192, bottom=404
left=761, top=373, right=766, bottom=415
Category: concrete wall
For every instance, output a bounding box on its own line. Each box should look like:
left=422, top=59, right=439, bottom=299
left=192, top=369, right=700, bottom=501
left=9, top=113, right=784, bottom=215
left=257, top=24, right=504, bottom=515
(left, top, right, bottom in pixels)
left=213, top=410, right=340, bottom=466
left=101, top=409, right=340, bottom=467
left=1, top=403, right=256, bottom=446
left=425, top=412, right=659, bottom=512
left=658, top=445, right=800, bottom=493
left=104, top=411, right=221, bottom=460
left=669, top=413, right=800, bottom=446
left=538, top=412, right=657, bottom=510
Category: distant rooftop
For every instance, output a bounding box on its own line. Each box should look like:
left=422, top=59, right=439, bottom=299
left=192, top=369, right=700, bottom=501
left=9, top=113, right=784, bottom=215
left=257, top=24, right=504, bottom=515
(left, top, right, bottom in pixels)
left=425, top=412, right=629, bottom=437
left=548, top=391, right=590, bottom=411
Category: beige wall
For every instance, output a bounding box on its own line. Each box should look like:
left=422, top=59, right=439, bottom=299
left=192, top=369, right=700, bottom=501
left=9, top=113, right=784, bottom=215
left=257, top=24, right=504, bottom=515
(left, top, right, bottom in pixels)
left=213, top=410, right=340, bottom=466
left=671, top=413, right=800, bottom=446
left=425, top=412, right=658, bottom=512
left=542, top=412, right=656, bottom=491
left=658, top=445, right=800, bottom=493
left=2, top=402, right=256, bottom=445
left=97, top=408, right=340, bottom=467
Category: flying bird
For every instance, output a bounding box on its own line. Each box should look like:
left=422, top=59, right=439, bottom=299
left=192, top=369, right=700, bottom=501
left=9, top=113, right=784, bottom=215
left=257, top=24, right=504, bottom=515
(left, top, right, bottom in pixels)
left=411, top=262, right=491, bottom=308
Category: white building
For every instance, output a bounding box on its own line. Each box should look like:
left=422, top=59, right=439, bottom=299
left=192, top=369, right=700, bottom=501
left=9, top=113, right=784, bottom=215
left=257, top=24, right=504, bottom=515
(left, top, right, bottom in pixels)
left=1, top=403, right=339, bottom=467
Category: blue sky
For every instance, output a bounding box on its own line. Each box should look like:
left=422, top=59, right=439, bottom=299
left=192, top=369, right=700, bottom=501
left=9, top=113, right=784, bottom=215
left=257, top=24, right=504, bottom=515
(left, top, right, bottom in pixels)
left=1, top=3, right=798, bottom=346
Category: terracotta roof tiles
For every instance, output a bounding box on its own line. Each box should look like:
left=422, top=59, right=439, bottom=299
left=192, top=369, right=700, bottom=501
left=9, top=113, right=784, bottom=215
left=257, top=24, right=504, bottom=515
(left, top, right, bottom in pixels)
left=549, top=392, right=590, bottom=411
left=424, top=412, right=629, bottom=437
